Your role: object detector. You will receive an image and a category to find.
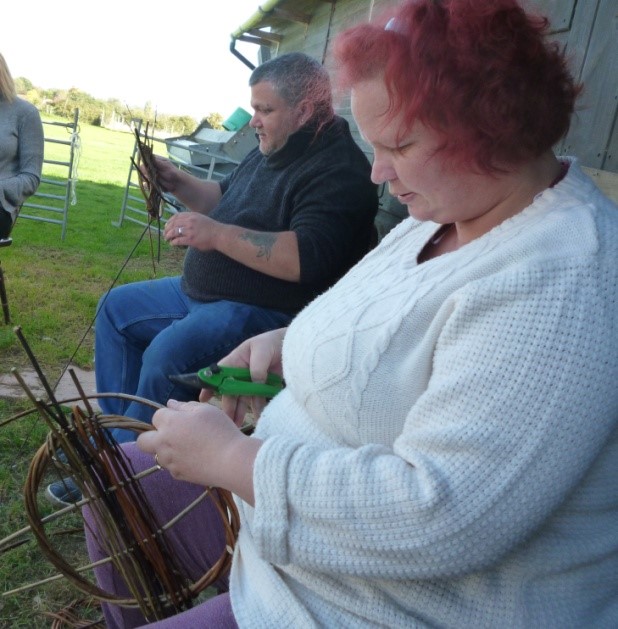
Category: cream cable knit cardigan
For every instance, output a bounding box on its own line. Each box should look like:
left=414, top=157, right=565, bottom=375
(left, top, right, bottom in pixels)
left=231, top=158, right=618, bottom=628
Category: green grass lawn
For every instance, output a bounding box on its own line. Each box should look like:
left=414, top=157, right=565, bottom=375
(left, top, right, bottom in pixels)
left=0, top=118, right=184, bottom=627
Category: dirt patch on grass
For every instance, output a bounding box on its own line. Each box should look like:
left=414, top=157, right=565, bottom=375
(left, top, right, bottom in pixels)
left=0, top=365, right=99, bottom=410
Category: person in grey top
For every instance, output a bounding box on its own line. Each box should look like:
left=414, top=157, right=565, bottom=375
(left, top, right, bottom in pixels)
left=0, top=53, right=43, bottom=243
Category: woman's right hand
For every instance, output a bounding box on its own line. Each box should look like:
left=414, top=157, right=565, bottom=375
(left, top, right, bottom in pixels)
left=200, top=327, right=288, bottom=425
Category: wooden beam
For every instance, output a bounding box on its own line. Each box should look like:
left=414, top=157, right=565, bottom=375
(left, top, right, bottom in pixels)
left=247, top=28, right=283, bottom=43
left=236, top=34, right=271, bottom=46
left=272, top=7, right=312, bottom=25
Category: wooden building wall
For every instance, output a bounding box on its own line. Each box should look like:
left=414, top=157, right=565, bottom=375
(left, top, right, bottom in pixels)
left=535, top=0, right=618, bottom=173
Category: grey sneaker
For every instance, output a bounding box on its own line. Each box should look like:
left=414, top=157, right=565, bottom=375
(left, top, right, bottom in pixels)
left=46, top=477, right=82, bottom=507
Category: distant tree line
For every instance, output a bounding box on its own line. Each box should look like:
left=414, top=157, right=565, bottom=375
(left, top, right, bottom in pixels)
left=14, top=76, right=224, bottom=135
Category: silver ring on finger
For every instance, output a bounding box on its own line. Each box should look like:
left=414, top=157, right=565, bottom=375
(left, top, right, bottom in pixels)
left=155, top=453, right=163, bottom=470
left=177, top=226, right=183, bottom=236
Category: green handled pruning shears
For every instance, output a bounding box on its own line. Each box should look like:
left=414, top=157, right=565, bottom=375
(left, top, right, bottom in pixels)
left=168, top=364, right=284, bottom=398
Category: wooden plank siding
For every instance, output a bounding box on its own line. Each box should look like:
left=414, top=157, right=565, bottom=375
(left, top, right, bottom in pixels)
left=273, top=0, right=409, bottom=234
left=545, top=0, right=618, bottom=171
left=234, top=0, right=618, bottom=236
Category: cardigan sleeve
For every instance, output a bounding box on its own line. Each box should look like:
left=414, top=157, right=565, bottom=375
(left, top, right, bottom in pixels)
left=249, top=255, right=618, bottom=580
left=0, top=102, right=43, bottom=215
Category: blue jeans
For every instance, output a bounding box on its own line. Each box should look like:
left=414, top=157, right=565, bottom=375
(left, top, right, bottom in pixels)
left=94, top=276, right=292, bottom=443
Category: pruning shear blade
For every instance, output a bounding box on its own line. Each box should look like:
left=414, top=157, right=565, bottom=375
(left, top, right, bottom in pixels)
left=168, top=364, right=283, bottom=398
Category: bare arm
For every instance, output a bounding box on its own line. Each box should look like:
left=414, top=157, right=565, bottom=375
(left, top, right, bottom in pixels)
left=212, top=224, right=300, bottom=281
left=164, top=214, right=301, bottom=282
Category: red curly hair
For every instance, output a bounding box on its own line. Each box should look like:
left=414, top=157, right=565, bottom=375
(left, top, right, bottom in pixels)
left=332, top=0, right=581, bottom=173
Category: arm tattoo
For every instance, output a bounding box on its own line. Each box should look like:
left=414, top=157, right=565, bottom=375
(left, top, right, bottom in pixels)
left=239, top=231, right=277, bottom=261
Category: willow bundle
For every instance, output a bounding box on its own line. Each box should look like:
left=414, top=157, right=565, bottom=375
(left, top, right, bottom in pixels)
left=4, top=329, right=240, bottom=622
left=131, top=121, right=182, bottom=268
left=132, top=121, right=166, bottom=223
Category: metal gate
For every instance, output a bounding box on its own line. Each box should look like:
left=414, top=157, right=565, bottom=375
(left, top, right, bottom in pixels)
left=19, top=108, right=80, bottom=240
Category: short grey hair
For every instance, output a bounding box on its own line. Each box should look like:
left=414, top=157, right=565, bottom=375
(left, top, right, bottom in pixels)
left=249, top=52, right=333, bottom=125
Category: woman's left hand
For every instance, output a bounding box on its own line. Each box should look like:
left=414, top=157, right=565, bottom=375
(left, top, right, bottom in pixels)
left=136, top=400, right=260, bottom=504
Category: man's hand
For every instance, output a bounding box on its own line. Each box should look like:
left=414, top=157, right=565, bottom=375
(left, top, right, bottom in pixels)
left=151, top=155, right=182, bottom=194
left=152, top=155, right=223, bottom=214
left=164, top=212, right=220, bottom=250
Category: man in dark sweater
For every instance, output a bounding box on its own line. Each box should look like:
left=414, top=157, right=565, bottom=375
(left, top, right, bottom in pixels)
left=48, top=52, right=378, bottom=505
left=97, top=52, right=377, bottom=435
left=47, top=53, right=377, bottom=505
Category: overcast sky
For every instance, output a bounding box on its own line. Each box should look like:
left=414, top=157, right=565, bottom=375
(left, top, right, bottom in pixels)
left=3, top=0, right=262, bottom=120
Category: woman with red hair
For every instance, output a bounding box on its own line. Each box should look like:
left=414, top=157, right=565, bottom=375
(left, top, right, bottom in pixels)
left=87, top=1, right=618, bottom=626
